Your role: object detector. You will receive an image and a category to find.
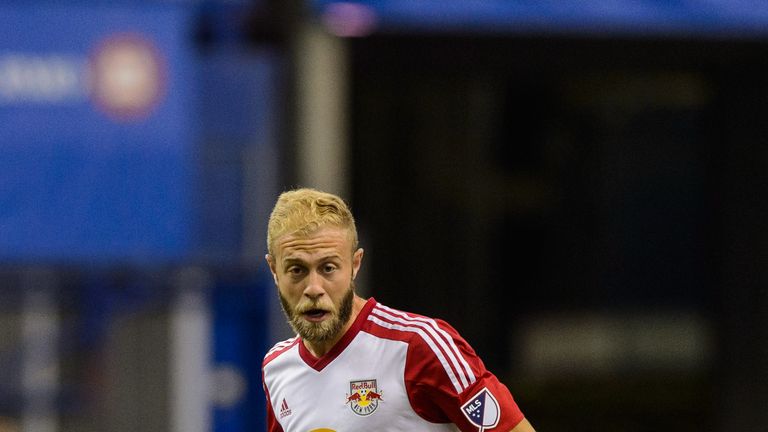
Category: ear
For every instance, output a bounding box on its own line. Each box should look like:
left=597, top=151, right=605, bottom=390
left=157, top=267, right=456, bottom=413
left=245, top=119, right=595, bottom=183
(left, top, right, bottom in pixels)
left=351, top=248, right=364, bottom=280
left=265, top=254, right=279, bottom=285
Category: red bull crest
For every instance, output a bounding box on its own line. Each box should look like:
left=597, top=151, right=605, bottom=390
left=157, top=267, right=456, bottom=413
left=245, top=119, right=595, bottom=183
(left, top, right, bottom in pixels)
left=345, top=379, right=383, bottom=416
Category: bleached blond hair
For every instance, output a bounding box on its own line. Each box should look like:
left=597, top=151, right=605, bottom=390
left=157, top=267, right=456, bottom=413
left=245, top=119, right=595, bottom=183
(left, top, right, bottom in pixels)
left=266, top=188, right=358, bottom=256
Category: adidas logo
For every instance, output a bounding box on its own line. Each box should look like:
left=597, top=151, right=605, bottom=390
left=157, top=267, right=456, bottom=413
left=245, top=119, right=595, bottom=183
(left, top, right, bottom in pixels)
left=279, top=398, right=292, bottom=419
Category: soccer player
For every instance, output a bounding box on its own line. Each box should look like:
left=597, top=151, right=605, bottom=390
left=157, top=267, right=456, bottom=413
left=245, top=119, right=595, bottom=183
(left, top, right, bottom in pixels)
left=262, top=188, right=535, bottom=432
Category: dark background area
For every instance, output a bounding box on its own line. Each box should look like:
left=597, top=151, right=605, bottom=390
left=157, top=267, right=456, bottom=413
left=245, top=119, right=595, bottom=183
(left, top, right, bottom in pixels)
left=349, top=35, right=768, bottom=431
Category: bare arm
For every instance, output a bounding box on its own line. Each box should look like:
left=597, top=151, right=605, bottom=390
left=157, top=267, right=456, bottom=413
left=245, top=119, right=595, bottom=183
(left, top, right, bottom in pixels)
left=510, top=418, right=535, bottom=432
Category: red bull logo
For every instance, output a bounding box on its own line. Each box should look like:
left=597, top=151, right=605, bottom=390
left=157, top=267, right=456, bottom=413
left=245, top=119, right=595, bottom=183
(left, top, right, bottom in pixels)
left=345, top=379, right=383, bottom=416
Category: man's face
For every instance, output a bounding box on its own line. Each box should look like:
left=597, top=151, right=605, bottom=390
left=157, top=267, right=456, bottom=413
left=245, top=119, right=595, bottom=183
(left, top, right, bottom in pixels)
left=267, top=226, right=363, bottom=343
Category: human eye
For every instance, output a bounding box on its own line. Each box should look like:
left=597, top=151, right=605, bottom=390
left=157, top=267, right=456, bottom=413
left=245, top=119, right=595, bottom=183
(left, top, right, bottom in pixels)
left=286, top=265, right=306, bottom=277
left=321, top=263, right=338, bottom=274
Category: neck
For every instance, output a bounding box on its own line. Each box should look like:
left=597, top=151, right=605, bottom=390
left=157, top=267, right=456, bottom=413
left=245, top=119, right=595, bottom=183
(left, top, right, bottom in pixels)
left=303, top=295, right=367, bottom=357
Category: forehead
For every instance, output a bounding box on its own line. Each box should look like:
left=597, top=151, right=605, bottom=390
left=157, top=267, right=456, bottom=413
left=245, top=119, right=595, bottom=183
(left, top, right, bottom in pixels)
left=274, top=226, right=353, bottom=260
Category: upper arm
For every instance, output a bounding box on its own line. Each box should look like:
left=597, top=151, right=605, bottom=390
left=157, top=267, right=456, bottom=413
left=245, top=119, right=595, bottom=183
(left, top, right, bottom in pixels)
left=404, top=318, right=527, bottom=431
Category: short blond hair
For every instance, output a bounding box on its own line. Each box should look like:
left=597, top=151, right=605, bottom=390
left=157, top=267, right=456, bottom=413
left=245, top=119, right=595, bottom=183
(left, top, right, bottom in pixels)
left=266, top=188, right=358, bottom=256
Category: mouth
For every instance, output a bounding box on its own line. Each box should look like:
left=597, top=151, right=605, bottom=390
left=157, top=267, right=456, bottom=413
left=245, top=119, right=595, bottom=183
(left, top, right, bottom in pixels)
left=301, top=308, right=330, bottom=322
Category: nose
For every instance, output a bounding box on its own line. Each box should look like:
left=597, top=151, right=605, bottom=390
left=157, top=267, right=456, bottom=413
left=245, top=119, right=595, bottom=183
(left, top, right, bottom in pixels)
left=303, top=270, right=325, bottom=298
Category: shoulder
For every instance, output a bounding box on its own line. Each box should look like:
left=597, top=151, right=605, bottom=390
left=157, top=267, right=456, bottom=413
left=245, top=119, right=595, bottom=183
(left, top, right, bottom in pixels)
left=366, top=303, right=476, bottom=371
left=367, top=302, right=484, bottom=393
left=365, top=302, right=465, bottom=347
left=262, top=336, right=300, bottom=368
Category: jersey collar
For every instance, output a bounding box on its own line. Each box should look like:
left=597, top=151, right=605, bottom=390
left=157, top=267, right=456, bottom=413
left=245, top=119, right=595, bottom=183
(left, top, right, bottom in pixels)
left=298, top=297, right=377, bottom=371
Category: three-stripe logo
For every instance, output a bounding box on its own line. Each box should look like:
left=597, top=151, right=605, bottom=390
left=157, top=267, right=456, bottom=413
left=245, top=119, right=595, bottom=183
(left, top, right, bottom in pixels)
left=279, top=398, right=292, bottom=419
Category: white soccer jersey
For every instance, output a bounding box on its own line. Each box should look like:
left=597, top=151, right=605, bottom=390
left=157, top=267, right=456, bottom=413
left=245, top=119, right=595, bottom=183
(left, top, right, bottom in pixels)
left=262, top=298, right=524, bottom=432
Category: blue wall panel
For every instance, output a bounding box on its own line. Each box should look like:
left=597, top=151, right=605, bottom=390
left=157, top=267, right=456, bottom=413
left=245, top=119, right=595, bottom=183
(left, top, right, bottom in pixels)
left=0, top=4, right=198, bottom=263
left=211, top=268, right=272, bottom=432
left=198, top=48, right=282, bottom=261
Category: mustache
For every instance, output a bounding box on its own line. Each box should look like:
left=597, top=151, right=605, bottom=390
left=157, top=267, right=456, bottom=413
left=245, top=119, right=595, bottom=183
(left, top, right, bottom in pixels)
left=294, top=299, right=334, bottom=314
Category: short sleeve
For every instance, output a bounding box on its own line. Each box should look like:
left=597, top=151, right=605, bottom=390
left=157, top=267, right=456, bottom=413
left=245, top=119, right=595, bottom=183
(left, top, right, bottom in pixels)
left=404, top=319, right=525, bottom=431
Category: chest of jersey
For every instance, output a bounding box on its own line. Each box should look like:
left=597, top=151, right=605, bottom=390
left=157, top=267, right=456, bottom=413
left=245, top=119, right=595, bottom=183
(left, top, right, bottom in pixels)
left=265, top=332, right=455, bottom=431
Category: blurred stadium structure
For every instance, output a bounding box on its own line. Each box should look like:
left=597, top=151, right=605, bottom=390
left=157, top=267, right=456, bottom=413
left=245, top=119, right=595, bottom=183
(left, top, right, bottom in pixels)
left=2, top=1, right=768, bottom=431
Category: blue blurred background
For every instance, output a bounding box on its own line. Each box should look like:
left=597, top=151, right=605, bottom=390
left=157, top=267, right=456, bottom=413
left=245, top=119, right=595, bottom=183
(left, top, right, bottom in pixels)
left=2, top=1, right=768, bottom=431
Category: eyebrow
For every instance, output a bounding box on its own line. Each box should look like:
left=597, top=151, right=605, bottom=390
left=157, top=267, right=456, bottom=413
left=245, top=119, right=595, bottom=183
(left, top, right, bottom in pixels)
left=282, top=258, right=304, bottom=266
left=281, top=254, right=342, bottom=265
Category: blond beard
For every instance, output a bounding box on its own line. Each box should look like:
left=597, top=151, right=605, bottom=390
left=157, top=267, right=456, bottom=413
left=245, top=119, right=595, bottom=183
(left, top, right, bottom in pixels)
left=279, top=282, right=355, bottom=343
